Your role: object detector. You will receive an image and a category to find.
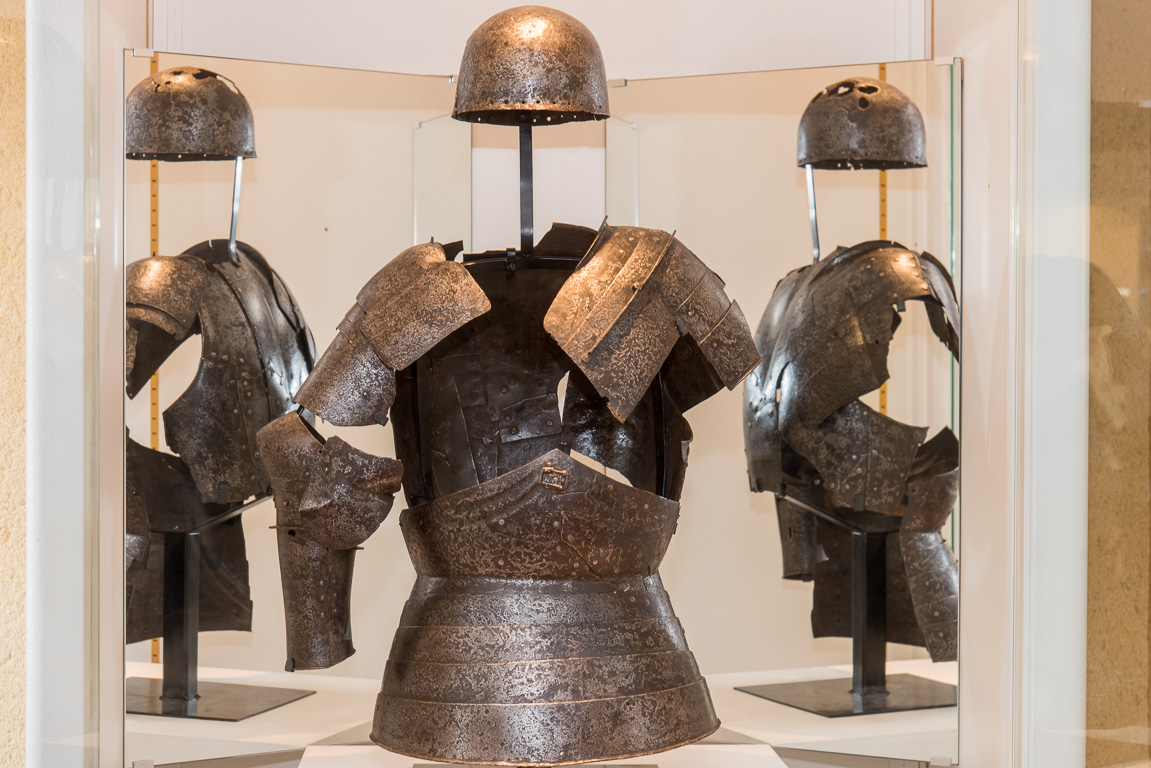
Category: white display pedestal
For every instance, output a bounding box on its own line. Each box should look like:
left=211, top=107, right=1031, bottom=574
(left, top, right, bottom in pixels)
left=124, top=659, right=957, bottom=767
left=297, top=744, right=788, bottom=768
left=710, top=658, right=958, bottom=764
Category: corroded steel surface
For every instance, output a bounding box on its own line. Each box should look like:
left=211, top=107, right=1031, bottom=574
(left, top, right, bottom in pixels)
left=126, top=66, right=256, bottom=161
left=127, top=240, right=316, bottom=504
left=374, top=562, right=717, bottom=763
left=798, top=77, right=926, bottom=170
left=401, top=449, right=679, bottom=580
left=124, top=240, right=314, bottom=641
left=453, top=6, right=609, bottom=126
left=743, top=240, right=960, bottom=661
left=124, top=436, right=252, bottom=644
left=267, top=221, right=752, bottom=764
left=257, top=410, right=403, bottom=670
left=545, top=223, right=761, bottom=421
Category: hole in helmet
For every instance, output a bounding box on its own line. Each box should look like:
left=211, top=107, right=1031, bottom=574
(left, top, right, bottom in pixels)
left=171, top=70, right=183, bottom=75
left=287, top=529, right=296, bottom=537
left=858, top=84, right=880, bottom=94
left=858, top=96, right=871, bottom=108
left=836, top=83, right=854, bottom=95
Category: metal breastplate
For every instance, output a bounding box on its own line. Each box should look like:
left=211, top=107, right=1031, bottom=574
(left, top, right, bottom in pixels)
left=374, top=450, right=717, bottom=764
left=378, top=258, right=718, bottom=764
left=127, top=240, right=315, bottom=505
left=390, top=262, right=691, bottom=505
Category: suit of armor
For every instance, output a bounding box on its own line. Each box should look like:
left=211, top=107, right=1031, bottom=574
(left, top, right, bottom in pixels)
left=125, top=240, right=315, bottom=642
left=258, top=222, right=761, bottom=764
left=743, top=240, right=960, bottom=661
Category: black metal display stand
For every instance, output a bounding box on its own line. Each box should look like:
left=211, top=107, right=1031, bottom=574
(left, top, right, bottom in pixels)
left=126, top=509, right=314, bottom=721
left=738, top=499, right=956, bottom=717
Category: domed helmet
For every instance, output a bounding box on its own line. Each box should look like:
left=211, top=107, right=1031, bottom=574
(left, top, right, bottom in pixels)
left=452, top=5, right=610, bottom=126
left=126, top=66, right=256, bottom=161
left=798, top=77, right=925, bottom=169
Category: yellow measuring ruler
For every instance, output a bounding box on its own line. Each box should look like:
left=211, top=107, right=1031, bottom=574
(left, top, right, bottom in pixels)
left=149, top=52, right=161, bottom=665
left=878, top=63, right=888, bottom=416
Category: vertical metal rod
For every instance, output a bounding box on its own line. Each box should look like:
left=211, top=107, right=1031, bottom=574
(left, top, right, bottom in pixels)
left=228, top=156, right=244, bottom=261
left=851, top=530, right=889, bottom=706
left=805, top=163, right=820, bottom=263
left=161, top=532, right=200, bottom=714
left=519, top=123, right=534, bottom=255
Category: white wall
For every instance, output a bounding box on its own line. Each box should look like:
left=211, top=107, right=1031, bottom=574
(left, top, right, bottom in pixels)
left=149, top=0, right=929, bottom=82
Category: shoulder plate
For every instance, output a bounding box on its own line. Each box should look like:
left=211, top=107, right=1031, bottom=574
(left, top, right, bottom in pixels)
left=545, top=223, right=760, bottom=421
left=295, top=242, right=490, bottom=425
left=126, top=254, right=211, bottom=339
left=355, top=242, right=491, bottom=370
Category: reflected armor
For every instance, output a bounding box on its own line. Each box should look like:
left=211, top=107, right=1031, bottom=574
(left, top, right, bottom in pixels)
left=258, top=222, right=761, bottom=765
left=125, top=240, right=315, bottom=643
left=743, top=240, right=960, bottom=661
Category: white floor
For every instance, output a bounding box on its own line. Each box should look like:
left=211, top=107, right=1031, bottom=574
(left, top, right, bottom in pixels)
left=124, top=659, right=957, bottom=767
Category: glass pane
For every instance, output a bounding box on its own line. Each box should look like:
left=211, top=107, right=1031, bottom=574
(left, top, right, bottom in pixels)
left=605, top=60, right=960, bottom=764
left=414, top=114, right=471, bottom=250
left=25, top=0, right=102, bottom=764
left=121, top=51, right=454, bottom=767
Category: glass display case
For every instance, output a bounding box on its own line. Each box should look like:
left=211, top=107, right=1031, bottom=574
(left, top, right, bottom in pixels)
left=118, top=50, right=960, bottom=768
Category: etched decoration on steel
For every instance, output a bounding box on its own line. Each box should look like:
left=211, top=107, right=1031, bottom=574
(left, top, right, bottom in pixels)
left=743, top=241, right=960, bottom=662
left=452, top=6, right=610, bottom=125
left=257, top=220, right=761, bottom=765
left=797, top=77, right=926, bottom=170
left=126, top=66, right=257, bottom=161
left=124, top=240, right=315, bottom=642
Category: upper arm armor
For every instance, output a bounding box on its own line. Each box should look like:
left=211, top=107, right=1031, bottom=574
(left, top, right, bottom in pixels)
left=295, top=242, right=491, bottom=425
left=125, top=255, right=210, bottom=339
left=124, top=255, right=211, bottom=396
left=544, top=224, right=761, bottom=421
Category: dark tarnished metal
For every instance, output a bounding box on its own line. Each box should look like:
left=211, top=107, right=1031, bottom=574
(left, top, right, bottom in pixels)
left=265, top=221, right=752, bottom=764
left=126, top=67, right=256, bottom=161
left=256, top=410, right=402, bottom=670
left=775, top=497, right=821, bottom=581
left=545, top=223, right=761, bottom=421
left=453, top=6, right=610, bottom=126
left=124, top=436, right=252, bottom=643
left=127, top=240, right=316, bottom=504
left=743, top=240, right=960, bottom=662
left=400, top=449, right=679, bottom=580
left=125, top=239, right=315, bottom=640
left=900, top=427, right=960, bottom=660
left=797, top=77, right=926, bottom=170
left=810, top=524, right=927, bottom=648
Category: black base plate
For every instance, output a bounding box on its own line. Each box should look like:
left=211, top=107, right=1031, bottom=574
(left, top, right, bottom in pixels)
left=126, top=676, right=315, bottom=721
left=737, top=673, right=956, bottom=718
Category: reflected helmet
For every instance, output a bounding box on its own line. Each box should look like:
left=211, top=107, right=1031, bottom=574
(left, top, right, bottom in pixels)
left=797, top=76, right=925, bottom=169
left=126, top=66, right=256, bottom=161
